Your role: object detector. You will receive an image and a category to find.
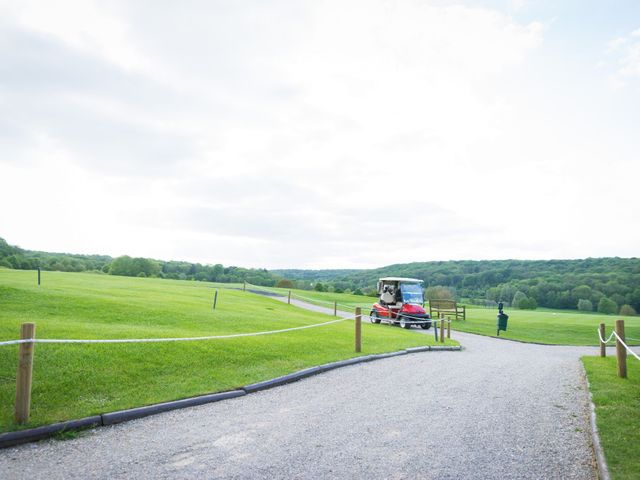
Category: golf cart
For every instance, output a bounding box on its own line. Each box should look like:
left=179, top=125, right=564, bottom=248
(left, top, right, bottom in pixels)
left=370, top=277, right=431, bottom=329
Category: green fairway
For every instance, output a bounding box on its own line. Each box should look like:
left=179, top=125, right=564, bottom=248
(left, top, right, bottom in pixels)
left=251, top=287, right=640, bottom=345
left=0, top=269, right=455, bottom=432
left=248, top=285, right=374, bottom=312
left=450, top=307, right=640, bottom=345
left=582, top=356, right=640, bottom=480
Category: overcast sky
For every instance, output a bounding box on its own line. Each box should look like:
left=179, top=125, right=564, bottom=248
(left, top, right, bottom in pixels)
left=1, top=0, right=639, bottom=269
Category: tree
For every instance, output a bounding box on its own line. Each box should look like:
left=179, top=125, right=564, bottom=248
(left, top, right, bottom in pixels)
left=425, top=286, right=454, bottom=302
left=276, top=279, right=294, bottom=289
left=597, top=297, right=618, bottom=315
left=619, top=304, right=637, bottom=316
left=519, top=297, right=538, bottom=309
left=499, top=284, right=517, bottom=305
left=577, top=299, right=593, bottom=312
left=512, top=291, right=528, bottom=309
left=314, top=282, right=326, bottom=292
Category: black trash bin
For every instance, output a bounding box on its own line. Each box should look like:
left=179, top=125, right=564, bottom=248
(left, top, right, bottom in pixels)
left=496, top=302, right=508, bottom=336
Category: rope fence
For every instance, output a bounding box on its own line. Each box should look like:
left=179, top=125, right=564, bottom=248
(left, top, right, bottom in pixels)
left=5, top=306, right=367, bottom=425
left=0, top=315, right=356, bottom=347
left=597, top=320, right=639, bottom=380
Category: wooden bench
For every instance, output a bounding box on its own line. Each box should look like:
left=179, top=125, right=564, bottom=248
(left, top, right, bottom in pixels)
left=429, top=299, right=466, bottom=321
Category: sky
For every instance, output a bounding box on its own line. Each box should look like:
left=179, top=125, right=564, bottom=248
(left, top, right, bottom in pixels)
left=1, top=0, right=639, bottom=269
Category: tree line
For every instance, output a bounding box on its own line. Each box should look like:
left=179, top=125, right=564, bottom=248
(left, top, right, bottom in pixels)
left=0, top=237, right=276, bottom=286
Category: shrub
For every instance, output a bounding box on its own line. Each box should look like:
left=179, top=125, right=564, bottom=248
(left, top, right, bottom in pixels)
left=619, top=304, right=637, bottom=316
left=353, top=288, right=364, bottom=296
left=577, top=299, right=593, bottom=312
left=598, top=297, right=618, bottom=315
left=276, top=279, right=294, bottom=289
left=314, top=282, right=326, bottom=292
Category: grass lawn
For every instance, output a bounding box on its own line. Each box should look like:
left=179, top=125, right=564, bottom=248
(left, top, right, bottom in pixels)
left=249, top=285, right=375, bottom=312
left=582, top=356, right=640, bottom=480
left=0, top=269, right=456, bottom=432
left=251, top=287, right=640, bottom=345
left=451, top=307, right=640, bottom=345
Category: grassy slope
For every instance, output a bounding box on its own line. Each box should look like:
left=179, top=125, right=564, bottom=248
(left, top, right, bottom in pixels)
left=582, top=357, right=639, bottom=480
left=0, top=269, right=455, bottom=432
left=256, top=287, right=640, bottom=345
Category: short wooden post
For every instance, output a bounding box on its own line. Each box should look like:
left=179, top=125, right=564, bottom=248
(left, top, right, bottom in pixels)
left=615, top=319, right=627, bottom=379
left=212, top=289, right=218, bottom=310
left=288, top=290, right=291, bottom=304
left=355, top=307, right=362, bottom=353
left=243, top=281, right=246, bottom=291
left=334, top=301, right=337, bottom=317
left=37, top=267, right=41, bottom=287
left=599, top=323, right=606, bottom=357
left=440, top=315, right=445, bottom=343
left=447, top=316, right=451, bottom=339
left=15, top=323, right=36, bottom=424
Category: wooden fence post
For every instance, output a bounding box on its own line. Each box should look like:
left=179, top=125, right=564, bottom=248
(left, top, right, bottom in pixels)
left=288, top=290, right=291, bottom=304
left=447, top=316, right=451, bottom=339
left=334, top=301, right=337, bottom=317
left=599, top=323, right=606, bottom=357
left=243, top=281, right=246, bottom=291
left=15, top=323, right=36, bottom=424
left=212, top=289, right=218, bottom=310
left=355, top=307, right=362, bottom=353
left=615, top=319, right=627, bottom=379
left=440, top=315, right=445, bottom=343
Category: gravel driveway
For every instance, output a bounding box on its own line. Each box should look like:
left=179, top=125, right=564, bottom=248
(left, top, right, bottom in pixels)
left=0, top=325, right=599, bottom=480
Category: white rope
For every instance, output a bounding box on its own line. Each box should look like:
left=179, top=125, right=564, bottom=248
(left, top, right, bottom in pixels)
left=612, top=331, right=640, bottom=362
left=0, top=315, right=355, bottom=346
left=597, top=328, right=616, bottom=344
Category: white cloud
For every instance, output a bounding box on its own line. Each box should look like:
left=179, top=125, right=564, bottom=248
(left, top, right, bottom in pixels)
left=606, top=28, right=640, bottom=86
left=1, top=1, right=639, bottom=268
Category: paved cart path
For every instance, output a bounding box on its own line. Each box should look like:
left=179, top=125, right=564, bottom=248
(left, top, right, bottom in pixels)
left=0, top=299, right=603, bottom=479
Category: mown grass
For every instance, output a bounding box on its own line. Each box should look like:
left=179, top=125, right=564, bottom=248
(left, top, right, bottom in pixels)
left=450, top=307, right=640, bottom=345
left=255, top=287, right=640, bottom=345
left=251, top=285, right=374, bottom=311
left=0, top=269, right=455, bottom=432
left=582, top=356, right=640, bottom=480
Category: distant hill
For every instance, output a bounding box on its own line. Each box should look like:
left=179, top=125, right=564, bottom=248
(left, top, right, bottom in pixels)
left=277, top=258, right=640, bottom=314
left=271, top=269, right=359, bottom=282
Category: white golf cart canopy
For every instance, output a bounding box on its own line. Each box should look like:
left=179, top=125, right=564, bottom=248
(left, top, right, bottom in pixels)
left=378, top=277, right=423, bottom=283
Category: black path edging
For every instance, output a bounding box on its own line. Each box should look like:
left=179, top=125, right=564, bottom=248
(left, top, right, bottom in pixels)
left=0, top=416, right=102, bottom=449
left=101, top=390, right=246, bottom=426
left=0, top=345, right=461, bottom=449
left=582, top=365, right=611, bottom=480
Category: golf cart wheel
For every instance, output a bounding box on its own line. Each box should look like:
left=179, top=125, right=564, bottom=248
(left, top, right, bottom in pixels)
left=399, top=317, right=411, bottom=329
left=420, top=322, right=431, bottom=330
left=370, top=310, right=381, bottom=324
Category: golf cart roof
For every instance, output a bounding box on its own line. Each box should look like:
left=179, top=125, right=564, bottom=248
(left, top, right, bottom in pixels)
left=379, top=277, right=424, bottom=283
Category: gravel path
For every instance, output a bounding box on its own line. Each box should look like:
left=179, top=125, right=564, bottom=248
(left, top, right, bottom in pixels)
left=0, top=299, right=601, bottom=479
